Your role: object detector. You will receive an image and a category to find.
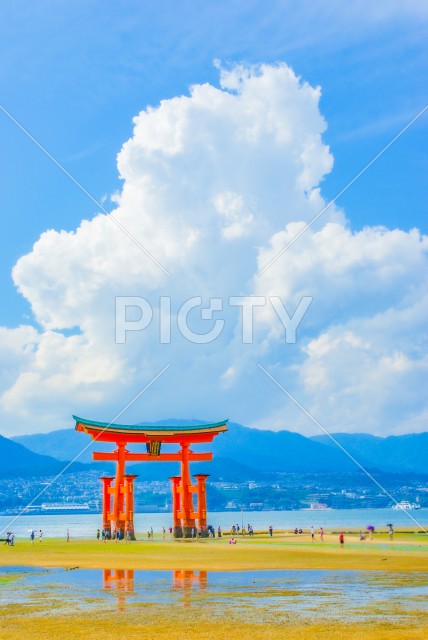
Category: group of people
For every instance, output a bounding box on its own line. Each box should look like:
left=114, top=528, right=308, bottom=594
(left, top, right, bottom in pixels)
left=29, top=529, right=43, bottom=542
left=296, top=526, right=342, bottom=545
left=190, top=525, right=219, bottom=538
left=293, top=526, right=324, bottom=541
left=228, top=524, right=272, bottom=542
left=229, top=524, right=272, bottom=536
left=3, top=530, right=46, bottom=545
left=92, top=523, right=344, bottom=542
left=229, top=523, right=258, bottom=536
left=5, top=523, right=394, bottom=548
left=3, top=531, right=15, bottom=546
left=96, top=527, right=134, bottom=542
left=311, top=526, right=324, bottom=541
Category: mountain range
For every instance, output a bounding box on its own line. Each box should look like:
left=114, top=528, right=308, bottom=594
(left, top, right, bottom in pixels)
left=0, top=433, right=85, bottom=478
left=312, top=432, right=428, bottom=474
left=7, top=420, right=427, bottom=479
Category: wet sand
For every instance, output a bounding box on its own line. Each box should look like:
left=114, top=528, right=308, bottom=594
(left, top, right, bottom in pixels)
left=1, top=532, right=427, bottom=639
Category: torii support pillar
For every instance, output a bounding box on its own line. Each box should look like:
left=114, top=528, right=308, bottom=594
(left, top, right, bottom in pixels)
left=100, top=476, right=114, bottom=534
left=180, top=443, right=196, bottom=538
left=170, top=476, right=183, bottom=538
left=123, top=474, right=138, bottom=540
left=194, top=474, right=209, bottom=535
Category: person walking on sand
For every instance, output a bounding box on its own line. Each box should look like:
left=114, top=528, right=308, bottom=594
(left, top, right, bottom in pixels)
left=269, top=525, right=273, bottom=537
left=39, top=530, right=43, bottom=542
left=320, top=527, right=324, bottom=542
left=339, top=532, right=344, bottom=547
left=30, top=530, right=35, bottom=544
left=311, top=526, right=315, bottom=541
left=388, top=524, right=394, bottom=541
left=66, top=529, right=70, bottom=542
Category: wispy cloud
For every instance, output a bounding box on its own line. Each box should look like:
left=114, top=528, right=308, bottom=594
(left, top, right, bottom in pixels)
left=333, top=109, right=427, bottom=144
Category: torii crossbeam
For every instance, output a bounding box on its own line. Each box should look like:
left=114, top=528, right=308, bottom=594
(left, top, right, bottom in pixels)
left=73, top=416, right=228, bottom=538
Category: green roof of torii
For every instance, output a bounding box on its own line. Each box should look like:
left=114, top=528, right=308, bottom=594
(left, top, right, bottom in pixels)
left=73, top=415, right=228, bottom=436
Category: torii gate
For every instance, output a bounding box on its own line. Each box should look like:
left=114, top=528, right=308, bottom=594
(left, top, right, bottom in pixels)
left=73, top=416, right=228, bottom=538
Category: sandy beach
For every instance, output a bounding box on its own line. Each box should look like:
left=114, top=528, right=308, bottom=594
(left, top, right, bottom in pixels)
left=1, top=531, right=427, bottom=639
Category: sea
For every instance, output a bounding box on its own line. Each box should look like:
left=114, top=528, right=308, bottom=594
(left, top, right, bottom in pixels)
left=1, top=508, right=427, bottom=538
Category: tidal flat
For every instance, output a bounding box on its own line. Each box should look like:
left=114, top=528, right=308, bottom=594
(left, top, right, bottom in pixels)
left=0, top=532, right=427, bottom=639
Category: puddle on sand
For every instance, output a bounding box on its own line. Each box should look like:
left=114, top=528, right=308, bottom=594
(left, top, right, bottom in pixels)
left=0, top=567, right=427, bottom=623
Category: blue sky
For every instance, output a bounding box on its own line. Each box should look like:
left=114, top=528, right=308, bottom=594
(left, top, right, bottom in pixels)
left=0, top=2, right=427, bottom=435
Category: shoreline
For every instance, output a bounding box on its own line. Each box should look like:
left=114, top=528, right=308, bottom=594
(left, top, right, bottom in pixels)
left=1, top=532, right=427, bottom=573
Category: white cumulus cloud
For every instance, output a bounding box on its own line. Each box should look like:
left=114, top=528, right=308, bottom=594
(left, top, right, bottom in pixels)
left=0, top=62, right=426, bottom=437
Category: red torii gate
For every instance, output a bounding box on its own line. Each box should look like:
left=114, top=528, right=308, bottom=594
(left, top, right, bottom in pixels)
left=73, top=416, right=228, bottom=538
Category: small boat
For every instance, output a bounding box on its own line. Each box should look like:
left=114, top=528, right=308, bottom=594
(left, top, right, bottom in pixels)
left=309, top=502, right=330, bottom=510
left=392, top=500, right=420, bottom=511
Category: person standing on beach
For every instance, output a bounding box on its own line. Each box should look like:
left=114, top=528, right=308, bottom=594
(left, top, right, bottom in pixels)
left=30, top=530, right=35, bottom=544
left=311, top=526, right=315, bottom=541
left=39, top=530, right=43, bottom=542
left=320, top=527, right=324, bottom=542
left=388, top=524, right=394, bottom=541
left=269, top=525, right=273, bottom=537
left=339, top=532, right=344, bottom=547
left=66, top=529, right=70, bottom=542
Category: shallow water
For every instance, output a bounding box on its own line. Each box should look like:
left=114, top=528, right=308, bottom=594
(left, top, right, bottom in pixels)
left=0, top=567, right=426, bottom=622
left=1, top=508, right=427, bottom=539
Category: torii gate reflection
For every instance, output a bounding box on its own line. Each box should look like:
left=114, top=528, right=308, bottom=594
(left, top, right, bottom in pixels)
left=74, top=417, right=228, bottom=538
left=103, top=569, right=134, bottom=611
left=103, top=569, right=208, bottom=609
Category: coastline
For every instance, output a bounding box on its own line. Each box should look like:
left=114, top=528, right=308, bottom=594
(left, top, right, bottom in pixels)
left=1, top=532, right=427, bottom=573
